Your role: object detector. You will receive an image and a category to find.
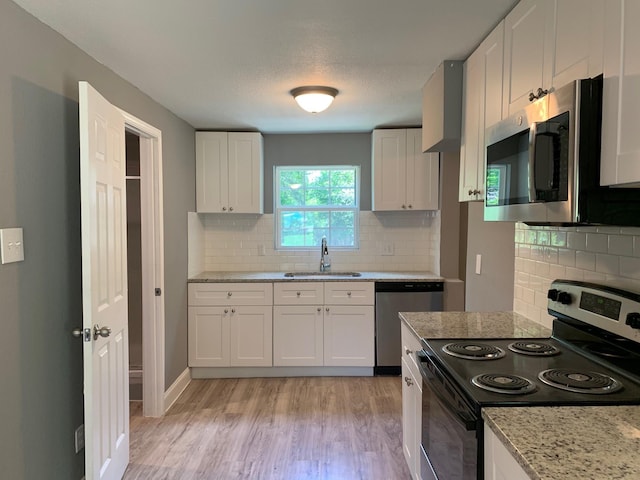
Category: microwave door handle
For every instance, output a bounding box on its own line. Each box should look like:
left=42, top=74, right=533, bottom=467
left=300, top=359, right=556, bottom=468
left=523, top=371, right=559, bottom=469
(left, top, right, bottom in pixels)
left=528, top=121, right=538, bottom=203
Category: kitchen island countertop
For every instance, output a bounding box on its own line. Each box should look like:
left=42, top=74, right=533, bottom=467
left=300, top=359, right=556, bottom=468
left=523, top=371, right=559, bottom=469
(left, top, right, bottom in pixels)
left=399, top=311, right=551, bottom=340
left=483, top=405, right=640, bottom=480
left=189, top=271, right=444, bottom=283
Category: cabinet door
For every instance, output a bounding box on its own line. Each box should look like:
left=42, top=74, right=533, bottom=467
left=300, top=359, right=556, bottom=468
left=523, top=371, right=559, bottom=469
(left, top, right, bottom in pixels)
left=372, top=129, right=407, bottom=211
left=273, top=305, right=324, bottom=366
left=323, top=305, right=374, bottom=367
left=460, top=21, right=504, bottom=202
left=402, top=357, right=421, bottom=479
left=601, top=0, right=640, bottom=186
left=407, top=129, right=439, bottom=210
left=188, top=306, right=229, bottom=367
left=484, top=424, right=531, bottom=480
left=552, top=0, right=605, bottom=89
left=229, top=306, right=272, bottom=367
left=503, top=0, right=554, bottom=117
left=227, top=132, right=264, bottom=213
left=195, top=132, right=229, bottom=213
left=460, top=47, right=483, bottom=202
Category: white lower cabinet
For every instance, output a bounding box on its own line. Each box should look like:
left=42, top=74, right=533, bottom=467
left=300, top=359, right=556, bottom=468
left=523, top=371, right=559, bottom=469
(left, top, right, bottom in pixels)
left=484, top=423, right=530, bottom=480
left=324, top=305, right=374, bottom=367
left=401, top=321, right=423, bottom=480
left=273, top=282, right=375, bottom=367
left=273, top=305, right=324, bottom=366
left=188, top=283, right=273, bottom=367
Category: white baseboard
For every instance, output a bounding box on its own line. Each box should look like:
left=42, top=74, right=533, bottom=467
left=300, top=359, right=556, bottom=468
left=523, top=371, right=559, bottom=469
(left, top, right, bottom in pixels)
left=163, top=367, right=191, bottom=412
left=191, top=366, right=374, bottom=379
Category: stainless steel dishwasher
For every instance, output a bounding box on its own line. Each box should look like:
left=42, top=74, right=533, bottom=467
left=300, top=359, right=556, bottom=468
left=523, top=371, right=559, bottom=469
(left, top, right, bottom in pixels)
left=374, top=281, right=444, bottom=375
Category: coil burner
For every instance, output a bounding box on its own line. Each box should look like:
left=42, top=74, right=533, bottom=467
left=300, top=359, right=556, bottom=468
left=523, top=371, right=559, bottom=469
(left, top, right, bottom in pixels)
left=471, top=373, right=537, bottom=395
left=508, top=341, right=560, bottom=356
left=442, top=342, right=506, bottom=360
left=538, top=368, right=622, bottom=394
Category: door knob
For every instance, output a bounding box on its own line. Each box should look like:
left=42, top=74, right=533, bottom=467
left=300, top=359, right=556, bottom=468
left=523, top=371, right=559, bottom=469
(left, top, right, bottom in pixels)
left=72, top=328, right=91, bottom=341
left=93, top=325, right=111, bottom=340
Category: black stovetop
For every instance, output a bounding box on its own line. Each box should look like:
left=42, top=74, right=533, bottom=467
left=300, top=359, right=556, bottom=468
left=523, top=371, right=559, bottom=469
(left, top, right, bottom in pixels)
left=422, top=319, right=640, bottom=409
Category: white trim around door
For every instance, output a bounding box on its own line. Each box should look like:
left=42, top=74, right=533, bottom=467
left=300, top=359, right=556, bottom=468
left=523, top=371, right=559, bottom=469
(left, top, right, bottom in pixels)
left=120, top=109, right=166, bottom=418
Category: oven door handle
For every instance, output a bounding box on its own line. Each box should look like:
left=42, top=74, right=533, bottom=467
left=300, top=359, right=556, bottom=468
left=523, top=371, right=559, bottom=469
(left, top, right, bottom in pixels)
left=417, top=353, right=477, bottom=431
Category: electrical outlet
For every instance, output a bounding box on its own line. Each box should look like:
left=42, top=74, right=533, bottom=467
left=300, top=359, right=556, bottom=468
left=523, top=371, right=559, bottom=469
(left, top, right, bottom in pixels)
left=475, top=254, right=482, bottom=275
left=382, top=243, right=394, bottom=256
left=75, top=424, right=85, bottom=453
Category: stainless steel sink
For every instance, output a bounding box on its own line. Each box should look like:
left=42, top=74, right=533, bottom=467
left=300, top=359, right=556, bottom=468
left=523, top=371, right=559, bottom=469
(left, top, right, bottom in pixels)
left=284, top=271, right=362, bottom=278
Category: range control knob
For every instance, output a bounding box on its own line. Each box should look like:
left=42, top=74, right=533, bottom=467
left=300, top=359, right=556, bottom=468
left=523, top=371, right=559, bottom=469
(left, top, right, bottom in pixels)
left=547, top=289, right=559, bottom=301
left=626, top=312, right=640, bottom=329
left=557, top=291, right=572, bottom=305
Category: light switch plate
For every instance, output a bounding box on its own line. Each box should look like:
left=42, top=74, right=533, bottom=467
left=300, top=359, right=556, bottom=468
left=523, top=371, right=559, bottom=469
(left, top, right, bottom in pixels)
left=0, top=228, right=25, bottom=264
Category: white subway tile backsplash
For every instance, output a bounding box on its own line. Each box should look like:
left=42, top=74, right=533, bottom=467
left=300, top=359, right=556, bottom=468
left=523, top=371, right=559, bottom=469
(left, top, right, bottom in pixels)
left=515, top=223, right=640, bottom=328
left=567, top=232, right=586, bottom=250
left=196, top=211, right=439, bottom=272
left=575, top=251, right=596, bottom=271
left=585, top=233, right=608, bottom=253
left=608, top=235, right=633, bottom=256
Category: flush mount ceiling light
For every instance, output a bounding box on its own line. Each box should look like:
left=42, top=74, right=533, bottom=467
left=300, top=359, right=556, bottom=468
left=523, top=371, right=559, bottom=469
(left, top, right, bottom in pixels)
left=290, top=86, right=338, bottom=113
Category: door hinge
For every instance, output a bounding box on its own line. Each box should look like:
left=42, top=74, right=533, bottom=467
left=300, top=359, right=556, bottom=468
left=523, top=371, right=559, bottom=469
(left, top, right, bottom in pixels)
left=155, top=288, right=162, bottom=296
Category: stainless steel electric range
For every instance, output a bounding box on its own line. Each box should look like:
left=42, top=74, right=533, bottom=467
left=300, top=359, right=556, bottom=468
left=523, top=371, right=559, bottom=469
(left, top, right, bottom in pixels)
left=417, top=280, right=640, bottom=480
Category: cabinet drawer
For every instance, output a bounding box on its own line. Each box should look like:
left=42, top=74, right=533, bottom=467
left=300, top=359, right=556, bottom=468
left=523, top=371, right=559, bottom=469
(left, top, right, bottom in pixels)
left=401, top=321, right=423, bottom=382
left=324, top=282, right=374, bottom=305
left=188, top=282, right=273, bottom=306
left=273, top=282, right=324, bottom=305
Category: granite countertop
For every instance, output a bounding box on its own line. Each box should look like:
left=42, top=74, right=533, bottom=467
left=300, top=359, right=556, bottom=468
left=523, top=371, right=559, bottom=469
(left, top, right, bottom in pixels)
left=189, top=271, right=444, bottom=283
left=483, top=406, right=640, bottom=480
left=399, top=311, right=551, bottom=340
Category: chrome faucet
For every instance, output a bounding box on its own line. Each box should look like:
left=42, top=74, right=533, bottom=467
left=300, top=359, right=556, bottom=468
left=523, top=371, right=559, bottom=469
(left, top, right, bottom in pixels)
left=320, top=236, right=331, bottom=272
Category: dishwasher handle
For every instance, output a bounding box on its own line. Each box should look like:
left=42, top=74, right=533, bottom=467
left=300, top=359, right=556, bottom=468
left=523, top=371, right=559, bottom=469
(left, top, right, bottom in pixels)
left=375, top=281, right=444, bottom=293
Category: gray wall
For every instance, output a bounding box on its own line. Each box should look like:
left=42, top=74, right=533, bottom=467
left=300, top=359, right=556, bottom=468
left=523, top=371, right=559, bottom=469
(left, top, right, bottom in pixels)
left=263, top=133, right=372, bottom=213
left=0, top=1, right=195, bottom=478
left=464, top=201, right=515, bottom=311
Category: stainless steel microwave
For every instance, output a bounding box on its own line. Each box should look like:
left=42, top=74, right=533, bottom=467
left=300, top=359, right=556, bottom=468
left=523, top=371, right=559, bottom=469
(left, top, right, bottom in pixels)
left=483, top=76, right=640, bottom=226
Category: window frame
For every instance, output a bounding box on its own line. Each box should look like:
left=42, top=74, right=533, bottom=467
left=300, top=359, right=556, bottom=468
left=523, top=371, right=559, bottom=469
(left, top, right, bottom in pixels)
left=274, top=165, right=360, bottom=250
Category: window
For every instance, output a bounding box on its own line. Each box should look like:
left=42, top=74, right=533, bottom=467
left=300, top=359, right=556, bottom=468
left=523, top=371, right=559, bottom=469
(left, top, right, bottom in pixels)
left=275, top=166, right=360, bottom=249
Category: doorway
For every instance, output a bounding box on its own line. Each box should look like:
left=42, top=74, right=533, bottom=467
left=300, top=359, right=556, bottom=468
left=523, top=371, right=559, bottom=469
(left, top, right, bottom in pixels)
left=122, top=111, right=166, bottom=418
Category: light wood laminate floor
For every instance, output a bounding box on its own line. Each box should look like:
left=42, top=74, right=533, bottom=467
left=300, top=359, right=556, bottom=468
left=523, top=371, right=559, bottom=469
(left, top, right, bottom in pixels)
left=124, top=376, right=411, bottom=480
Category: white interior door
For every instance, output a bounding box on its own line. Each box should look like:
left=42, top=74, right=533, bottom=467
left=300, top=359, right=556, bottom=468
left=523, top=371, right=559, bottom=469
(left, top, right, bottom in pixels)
left=79, top=81, right=129, bottom=480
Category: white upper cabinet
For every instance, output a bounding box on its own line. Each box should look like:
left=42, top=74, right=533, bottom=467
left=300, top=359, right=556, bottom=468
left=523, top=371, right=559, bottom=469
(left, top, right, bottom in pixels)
left=196, top=131, right=264, bottom=213
left=552, top=0, right=605, bottom=89
left=372, top=128, right=439, bottom=211
left=502, top=0, right=555, bottom=117
left=601, top=0, right=640, bottom=186
left=459, top=20, right=504, bottom=202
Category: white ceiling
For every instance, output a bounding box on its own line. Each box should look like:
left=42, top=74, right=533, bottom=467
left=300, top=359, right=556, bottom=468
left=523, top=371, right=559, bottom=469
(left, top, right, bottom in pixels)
left=13, top=0, right=517, bottom=133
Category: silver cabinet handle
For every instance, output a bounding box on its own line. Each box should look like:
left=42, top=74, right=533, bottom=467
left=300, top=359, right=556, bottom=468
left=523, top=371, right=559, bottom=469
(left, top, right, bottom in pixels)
left=222, top=206, right=227, bottom=211
left=347, top=291, right=352, bottom=297
left=404, top=376, right=413, bottom=387
left=317, top=307, right=322, bottom=312
left=326, top=307, right=330, bottom=312
left=93, top=325, right=111, bottom=340
left=229, top=206, right=234, bottom=212
left=224, top=308, right=229, bottom=314
left=227, top=292, right=232, bottom=297
left=468, top=189, right=474, bottom=196
left=231, top=308, right=236, bottom=313
left=401, top=204, right=406, bottom=209
left=296, top=291, right=301, bottom=297
left=405, top=348, right=413, bottom=355
left=473, top=189, right=481, bottom=195
left=408, top=204, right=412, bottom=209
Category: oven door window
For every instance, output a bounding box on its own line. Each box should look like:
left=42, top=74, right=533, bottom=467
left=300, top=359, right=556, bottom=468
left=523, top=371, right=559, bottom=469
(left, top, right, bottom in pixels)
left=422, top=378, right=478, bottom=479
